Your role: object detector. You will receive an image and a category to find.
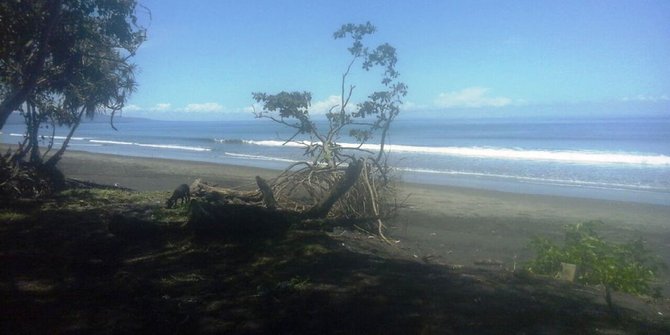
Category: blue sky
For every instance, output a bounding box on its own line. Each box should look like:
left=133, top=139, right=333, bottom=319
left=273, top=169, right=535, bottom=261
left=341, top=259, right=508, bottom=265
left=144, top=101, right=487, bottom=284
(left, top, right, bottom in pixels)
left=122, top=0, right=670, bottom=120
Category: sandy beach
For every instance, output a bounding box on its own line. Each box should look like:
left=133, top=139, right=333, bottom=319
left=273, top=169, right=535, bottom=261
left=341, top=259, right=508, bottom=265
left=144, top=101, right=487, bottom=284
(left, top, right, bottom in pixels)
left=54, top=149, right=670, bottom=291
left=3, top=148, right=670, bottom=332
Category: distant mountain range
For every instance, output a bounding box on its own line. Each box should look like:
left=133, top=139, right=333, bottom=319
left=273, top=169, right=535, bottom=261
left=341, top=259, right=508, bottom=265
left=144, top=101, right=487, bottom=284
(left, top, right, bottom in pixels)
left=5, top=111, right=150, bottom=125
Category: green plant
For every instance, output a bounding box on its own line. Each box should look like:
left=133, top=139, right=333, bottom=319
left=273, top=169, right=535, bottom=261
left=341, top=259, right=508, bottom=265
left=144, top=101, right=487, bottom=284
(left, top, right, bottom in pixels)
left=526, top=221, right=665, bottom=312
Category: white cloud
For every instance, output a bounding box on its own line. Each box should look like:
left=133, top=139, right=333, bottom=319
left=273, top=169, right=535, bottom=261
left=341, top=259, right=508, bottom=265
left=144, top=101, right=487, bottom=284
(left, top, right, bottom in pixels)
left=184, top=102, right=225, bottom=113
left=128, top=102, right=226, bottom=113
left=400, top=101, right=427, bottom=111
left=309, top=95, right=344, bottom=114
left=152, top=103, right=172, bottom=111
left=622, top=94, right=670, bottom=102
left=434, top=87, right=512, bottom=108
left=119, top=102, right=240, bottom=120
left=122, top=104, right=142, bottom=112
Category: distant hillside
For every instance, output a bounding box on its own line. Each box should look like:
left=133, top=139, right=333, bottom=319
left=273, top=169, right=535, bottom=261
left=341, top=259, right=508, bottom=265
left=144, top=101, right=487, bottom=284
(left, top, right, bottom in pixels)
left=4, top=111, right=150, bottom=125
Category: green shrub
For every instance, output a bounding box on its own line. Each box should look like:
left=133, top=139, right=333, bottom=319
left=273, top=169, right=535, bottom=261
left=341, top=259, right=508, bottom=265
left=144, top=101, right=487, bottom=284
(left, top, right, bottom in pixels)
left=526, top=221, right=664, bottom=311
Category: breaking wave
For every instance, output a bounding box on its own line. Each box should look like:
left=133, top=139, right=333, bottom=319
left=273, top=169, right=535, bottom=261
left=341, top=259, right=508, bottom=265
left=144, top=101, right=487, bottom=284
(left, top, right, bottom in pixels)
left=89, top=140, right=211, bottom=152
left=226, top=139, right=670, bottom=166
left=9, top=133, right=87, bottom=141
left=397, top=167, right=667, bottom=192
left=223, top=152, right=299, bottom=164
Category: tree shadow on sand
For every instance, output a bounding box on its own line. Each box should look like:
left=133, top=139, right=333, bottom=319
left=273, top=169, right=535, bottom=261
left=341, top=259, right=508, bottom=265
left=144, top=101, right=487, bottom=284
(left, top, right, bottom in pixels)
left=1, top=190, right=668, bottom=334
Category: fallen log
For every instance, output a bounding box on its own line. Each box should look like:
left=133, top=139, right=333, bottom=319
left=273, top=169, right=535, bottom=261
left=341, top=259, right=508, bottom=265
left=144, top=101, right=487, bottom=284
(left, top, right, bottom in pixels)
left=187, top=159, right=368, bottom=235
left=190, top=178, right=262, bottom=204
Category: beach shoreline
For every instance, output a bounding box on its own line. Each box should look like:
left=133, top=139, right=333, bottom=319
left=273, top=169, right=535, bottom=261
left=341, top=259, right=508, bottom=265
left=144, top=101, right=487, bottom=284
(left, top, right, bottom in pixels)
left=0, top=146, right=660, bottom=293
left=54, top=148, right=670, bottom=225
left=4, top=116, right=669, bottom=206
left=4, top=117, right=670, bottom=206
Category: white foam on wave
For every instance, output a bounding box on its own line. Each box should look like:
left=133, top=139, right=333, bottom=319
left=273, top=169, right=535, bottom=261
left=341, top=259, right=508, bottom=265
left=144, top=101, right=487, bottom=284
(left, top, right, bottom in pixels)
left=49, top=135, right=86, bottom=141
left=56, top=136, right=86, bottom=141
left=9, top=133, right=86, bottom=141
left=384, top=145, right=670, bottom=166
left=90, top=139, right=211, bottom=152
left=398, top=167, right=666, bottom=192
left=224, top=152, right=299, bottom=163
left=90, top=140, right=134, bottom=145
left=69, top=143, right=103, bottom=147
left=241, top=139, right=670, bottom=166
left=135, top=143, right=211, bottom=152
left=243, top=139, right=307, bottom=148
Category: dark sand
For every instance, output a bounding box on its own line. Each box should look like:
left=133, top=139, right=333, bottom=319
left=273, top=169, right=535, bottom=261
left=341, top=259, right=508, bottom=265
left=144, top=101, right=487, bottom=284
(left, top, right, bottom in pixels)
left=55, top=149, right=670, bottom=291
left=2, top=148, right=669, bottom=333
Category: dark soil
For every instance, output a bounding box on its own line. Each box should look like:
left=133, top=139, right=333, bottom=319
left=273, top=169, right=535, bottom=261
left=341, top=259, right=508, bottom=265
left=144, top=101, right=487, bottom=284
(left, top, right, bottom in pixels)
left=1, top=186, right=669, bottom=334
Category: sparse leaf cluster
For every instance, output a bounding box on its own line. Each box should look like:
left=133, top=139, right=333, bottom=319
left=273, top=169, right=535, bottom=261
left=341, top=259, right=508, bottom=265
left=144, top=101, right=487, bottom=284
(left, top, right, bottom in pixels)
left=252, top=22, right=406, bottom=227
left=253, top=22, right=406, bottom=169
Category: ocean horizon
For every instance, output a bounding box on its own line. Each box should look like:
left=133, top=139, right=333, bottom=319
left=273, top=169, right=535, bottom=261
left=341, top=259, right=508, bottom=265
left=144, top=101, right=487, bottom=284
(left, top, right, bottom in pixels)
left=2, top=115, right=669, bottom=205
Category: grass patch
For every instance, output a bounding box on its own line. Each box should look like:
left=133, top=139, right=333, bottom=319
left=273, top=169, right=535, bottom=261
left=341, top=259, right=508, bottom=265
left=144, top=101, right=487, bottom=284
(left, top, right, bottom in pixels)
left=0, top=210, right=29, bottom=223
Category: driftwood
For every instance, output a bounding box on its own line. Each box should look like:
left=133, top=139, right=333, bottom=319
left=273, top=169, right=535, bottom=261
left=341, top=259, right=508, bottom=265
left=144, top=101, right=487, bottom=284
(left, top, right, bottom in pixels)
left=187, top=160, right=368, bottom=236
left=190, top=179, right=262, bottom=203
left=190, top=159, right=363, bottom=217
left=303, top=159, right=363, bottom=219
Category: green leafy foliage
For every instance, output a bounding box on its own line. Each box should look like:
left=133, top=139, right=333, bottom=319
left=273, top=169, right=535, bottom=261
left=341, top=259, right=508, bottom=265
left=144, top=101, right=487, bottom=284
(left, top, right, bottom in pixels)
left=252, top=22, right=406, bottom=168
left=0, top=0, right=146, bottom=197
left=251, top=91, right=314, bottom=135
left=527, top=221, right=665, bottom=298
left=0, top=0, right=146, bottom=129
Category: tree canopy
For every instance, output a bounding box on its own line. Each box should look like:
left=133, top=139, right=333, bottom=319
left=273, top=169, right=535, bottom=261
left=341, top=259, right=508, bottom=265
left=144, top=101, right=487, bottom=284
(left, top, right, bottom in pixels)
left=0, top=0, right=145, bottom=197
left=253, top=22, right=407, bottom=169
left=0, top=0, right=146, bottom=130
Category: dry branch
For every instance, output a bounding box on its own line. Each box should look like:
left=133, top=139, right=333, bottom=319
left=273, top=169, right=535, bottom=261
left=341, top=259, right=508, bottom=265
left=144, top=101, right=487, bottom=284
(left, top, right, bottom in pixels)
left=303, top=159, right=364, bottom=219
left=255, top=176, right=277, bottom=209
left=190, top=179, right=262, bottom=203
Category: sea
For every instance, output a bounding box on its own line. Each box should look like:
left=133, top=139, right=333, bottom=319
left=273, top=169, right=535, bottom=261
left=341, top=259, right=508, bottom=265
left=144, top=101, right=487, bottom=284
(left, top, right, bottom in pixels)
left=2, top=116, right=669, bottom=205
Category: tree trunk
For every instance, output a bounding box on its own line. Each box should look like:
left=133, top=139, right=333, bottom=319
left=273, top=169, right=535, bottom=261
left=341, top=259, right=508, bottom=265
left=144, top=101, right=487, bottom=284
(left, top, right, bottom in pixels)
left=604, top=284, right=618, bottom=319
left=303, top=159, right=363, bottom=219
left=26, top=103, right=42, bottom=164
left=0, top=0, right=63, bottom=130
left=45, top=107, right=85, bottom=167
left=255, top=176, right=277, bottom=209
